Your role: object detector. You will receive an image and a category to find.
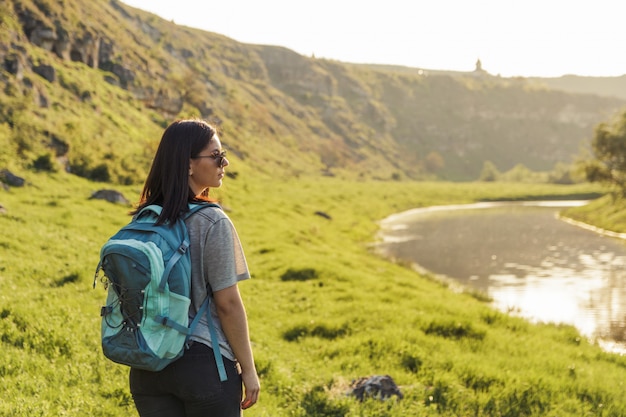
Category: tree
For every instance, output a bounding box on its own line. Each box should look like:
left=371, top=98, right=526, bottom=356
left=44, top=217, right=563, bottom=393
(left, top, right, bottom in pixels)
left=584, top=111, right=626, bottom=193
left=501, top=163, right=537, bottom=182
left=479, top=160, right=500, bottom=182
left=548, top=162, right=576, bottom=185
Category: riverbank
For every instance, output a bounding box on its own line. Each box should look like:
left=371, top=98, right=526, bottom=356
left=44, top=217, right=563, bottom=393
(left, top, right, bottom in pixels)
left=376, top=199, right=626, bottom=356
left=561, top=193, right=626, bottom=235
left=1, top=174, right=624, bottom=416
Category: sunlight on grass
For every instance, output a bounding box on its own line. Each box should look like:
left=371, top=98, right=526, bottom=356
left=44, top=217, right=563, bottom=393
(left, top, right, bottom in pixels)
left=1, top=173, right=624, bottom=416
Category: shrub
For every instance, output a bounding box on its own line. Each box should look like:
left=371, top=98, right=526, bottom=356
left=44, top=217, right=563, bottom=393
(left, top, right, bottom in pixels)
left=32, top=153, right=56, bottom=172
left=400, top=352, right=423, bottom=373
left=301, top=385, right=350, bottom=417
left=280, top=267, right=318, bottom=281
left=424, top=320, right=486, bottom=341
left=283, top=323, right=350, bottom=341
left=53, top=272, right=81, bottom=287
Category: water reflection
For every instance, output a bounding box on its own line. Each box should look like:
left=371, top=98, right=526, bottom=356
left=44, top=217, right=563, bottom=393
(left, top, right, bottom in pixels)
left=377, top=201, right=626, bottom=353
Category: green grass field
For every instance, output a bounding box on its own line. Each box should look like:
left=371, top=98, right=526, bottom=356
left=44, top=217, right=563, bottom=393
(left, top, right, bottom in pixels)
left=1, top=172, right=624, bottom=416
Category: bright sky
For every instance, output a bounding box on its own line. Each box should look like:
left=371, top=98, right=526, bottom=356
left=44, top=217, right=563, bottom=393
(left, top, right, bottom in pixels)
left=121, top=0, right=625, bottom=78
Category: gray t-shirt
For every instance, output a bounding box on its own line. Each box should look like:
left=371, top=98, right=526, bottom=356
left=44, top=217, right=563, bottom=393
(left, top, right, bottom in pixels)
left=185, top=205, right=250, bottom=360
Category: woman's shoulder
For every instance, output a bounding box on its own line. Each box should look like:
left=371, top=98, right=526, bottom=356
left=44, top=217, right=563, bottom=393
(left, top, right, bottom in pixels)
left=187, top=203, right=228, bottom=224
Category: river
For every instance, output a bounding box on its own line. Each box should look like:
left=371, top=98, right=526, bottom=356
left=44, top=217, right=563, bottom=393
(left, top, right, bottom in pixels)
left=376, top=201, right=626, bottom=354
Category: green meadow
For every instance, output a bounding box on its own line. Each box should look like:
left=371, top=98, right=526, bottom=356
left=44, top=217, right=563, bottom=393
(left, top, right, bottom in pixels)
left=1, top=172, right=625, bottom=417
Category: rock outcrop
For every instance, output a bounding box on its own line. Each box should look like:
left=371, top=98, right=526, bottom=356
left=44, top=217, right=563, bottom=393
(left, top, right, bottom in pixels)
left=348, top=375, right=403, bottom=401
left=90, top=189, right=129, bottom=205
left=0, top=169, right=26, bottom=187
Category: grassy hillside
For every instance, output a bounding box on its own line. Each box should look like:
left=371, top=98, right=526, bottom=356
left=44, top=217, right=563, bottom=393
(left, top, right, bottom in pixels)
left=2, top=171, right=626, bottom=416
left=2, top=0, right=626, bottom=182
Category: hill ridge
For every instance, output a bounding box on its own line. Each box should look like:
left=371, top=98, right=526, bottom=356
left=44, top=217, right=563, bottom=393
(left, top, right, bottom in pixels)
left=1, top=0, right=626, bottom=182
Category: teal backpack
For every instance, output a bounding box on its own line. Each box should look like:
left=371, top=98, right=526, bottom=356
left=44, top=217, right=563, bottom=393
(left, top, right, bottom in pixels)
left=93, top=203, right=227, bottom=380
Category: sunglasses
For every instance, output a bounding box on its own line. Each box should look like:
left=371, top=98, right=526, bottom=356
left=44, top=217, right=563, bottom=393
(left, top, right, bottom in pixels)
left=192, top=150, right=227, bottom=168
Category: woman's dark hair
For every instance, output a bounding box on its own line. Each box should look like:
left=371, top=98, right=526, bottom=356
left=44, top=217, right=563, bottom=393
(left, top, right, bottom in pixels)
left=133, top=119, right=217, bottom=224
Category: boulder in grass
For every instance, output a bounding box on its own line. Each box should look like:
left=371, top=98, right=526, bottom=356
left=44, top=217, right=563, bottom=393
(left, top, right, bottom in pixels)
left=90, top=189, right=130, bottom=205
left=0, top=169, right=25, bottom=187
left=349, top=375, right=403, bottom=401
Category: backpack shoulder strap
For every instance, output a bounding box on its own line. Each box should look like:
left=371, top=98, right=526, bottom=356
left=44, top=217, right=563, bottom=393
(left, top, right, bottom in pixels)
left=135, top=204, right=162, bottom=220
left=134, top=203, right=220, bottom=223
left=206, top=295, right=228, bottom=382
left=186, top=297, right=227, bottom=382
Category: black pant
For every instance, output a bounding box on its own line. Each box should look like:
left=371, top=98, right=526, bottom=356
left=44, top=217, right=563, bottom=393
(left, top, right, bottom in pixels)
left=130, top=342, right=242, bottom=417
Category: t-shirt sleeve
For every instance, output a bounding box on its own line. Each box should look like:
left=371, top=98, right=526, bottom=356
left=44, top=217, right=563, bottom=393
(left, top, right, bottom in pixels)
left=203, top=217, right=250, bottom=292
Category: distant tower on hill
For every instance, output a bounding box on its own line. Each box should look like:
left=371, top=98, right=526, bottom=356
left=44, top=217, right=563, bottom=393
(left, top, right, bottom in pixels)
left=473, top=58, right=488, bottom=77
left=475, top=59, right=483, bottom=72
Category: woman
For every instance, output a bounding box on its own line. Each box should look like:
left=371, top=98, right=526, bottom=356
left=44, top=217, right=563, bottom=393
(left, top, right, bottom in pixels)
left=129, top=119, right=260, bottom=416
